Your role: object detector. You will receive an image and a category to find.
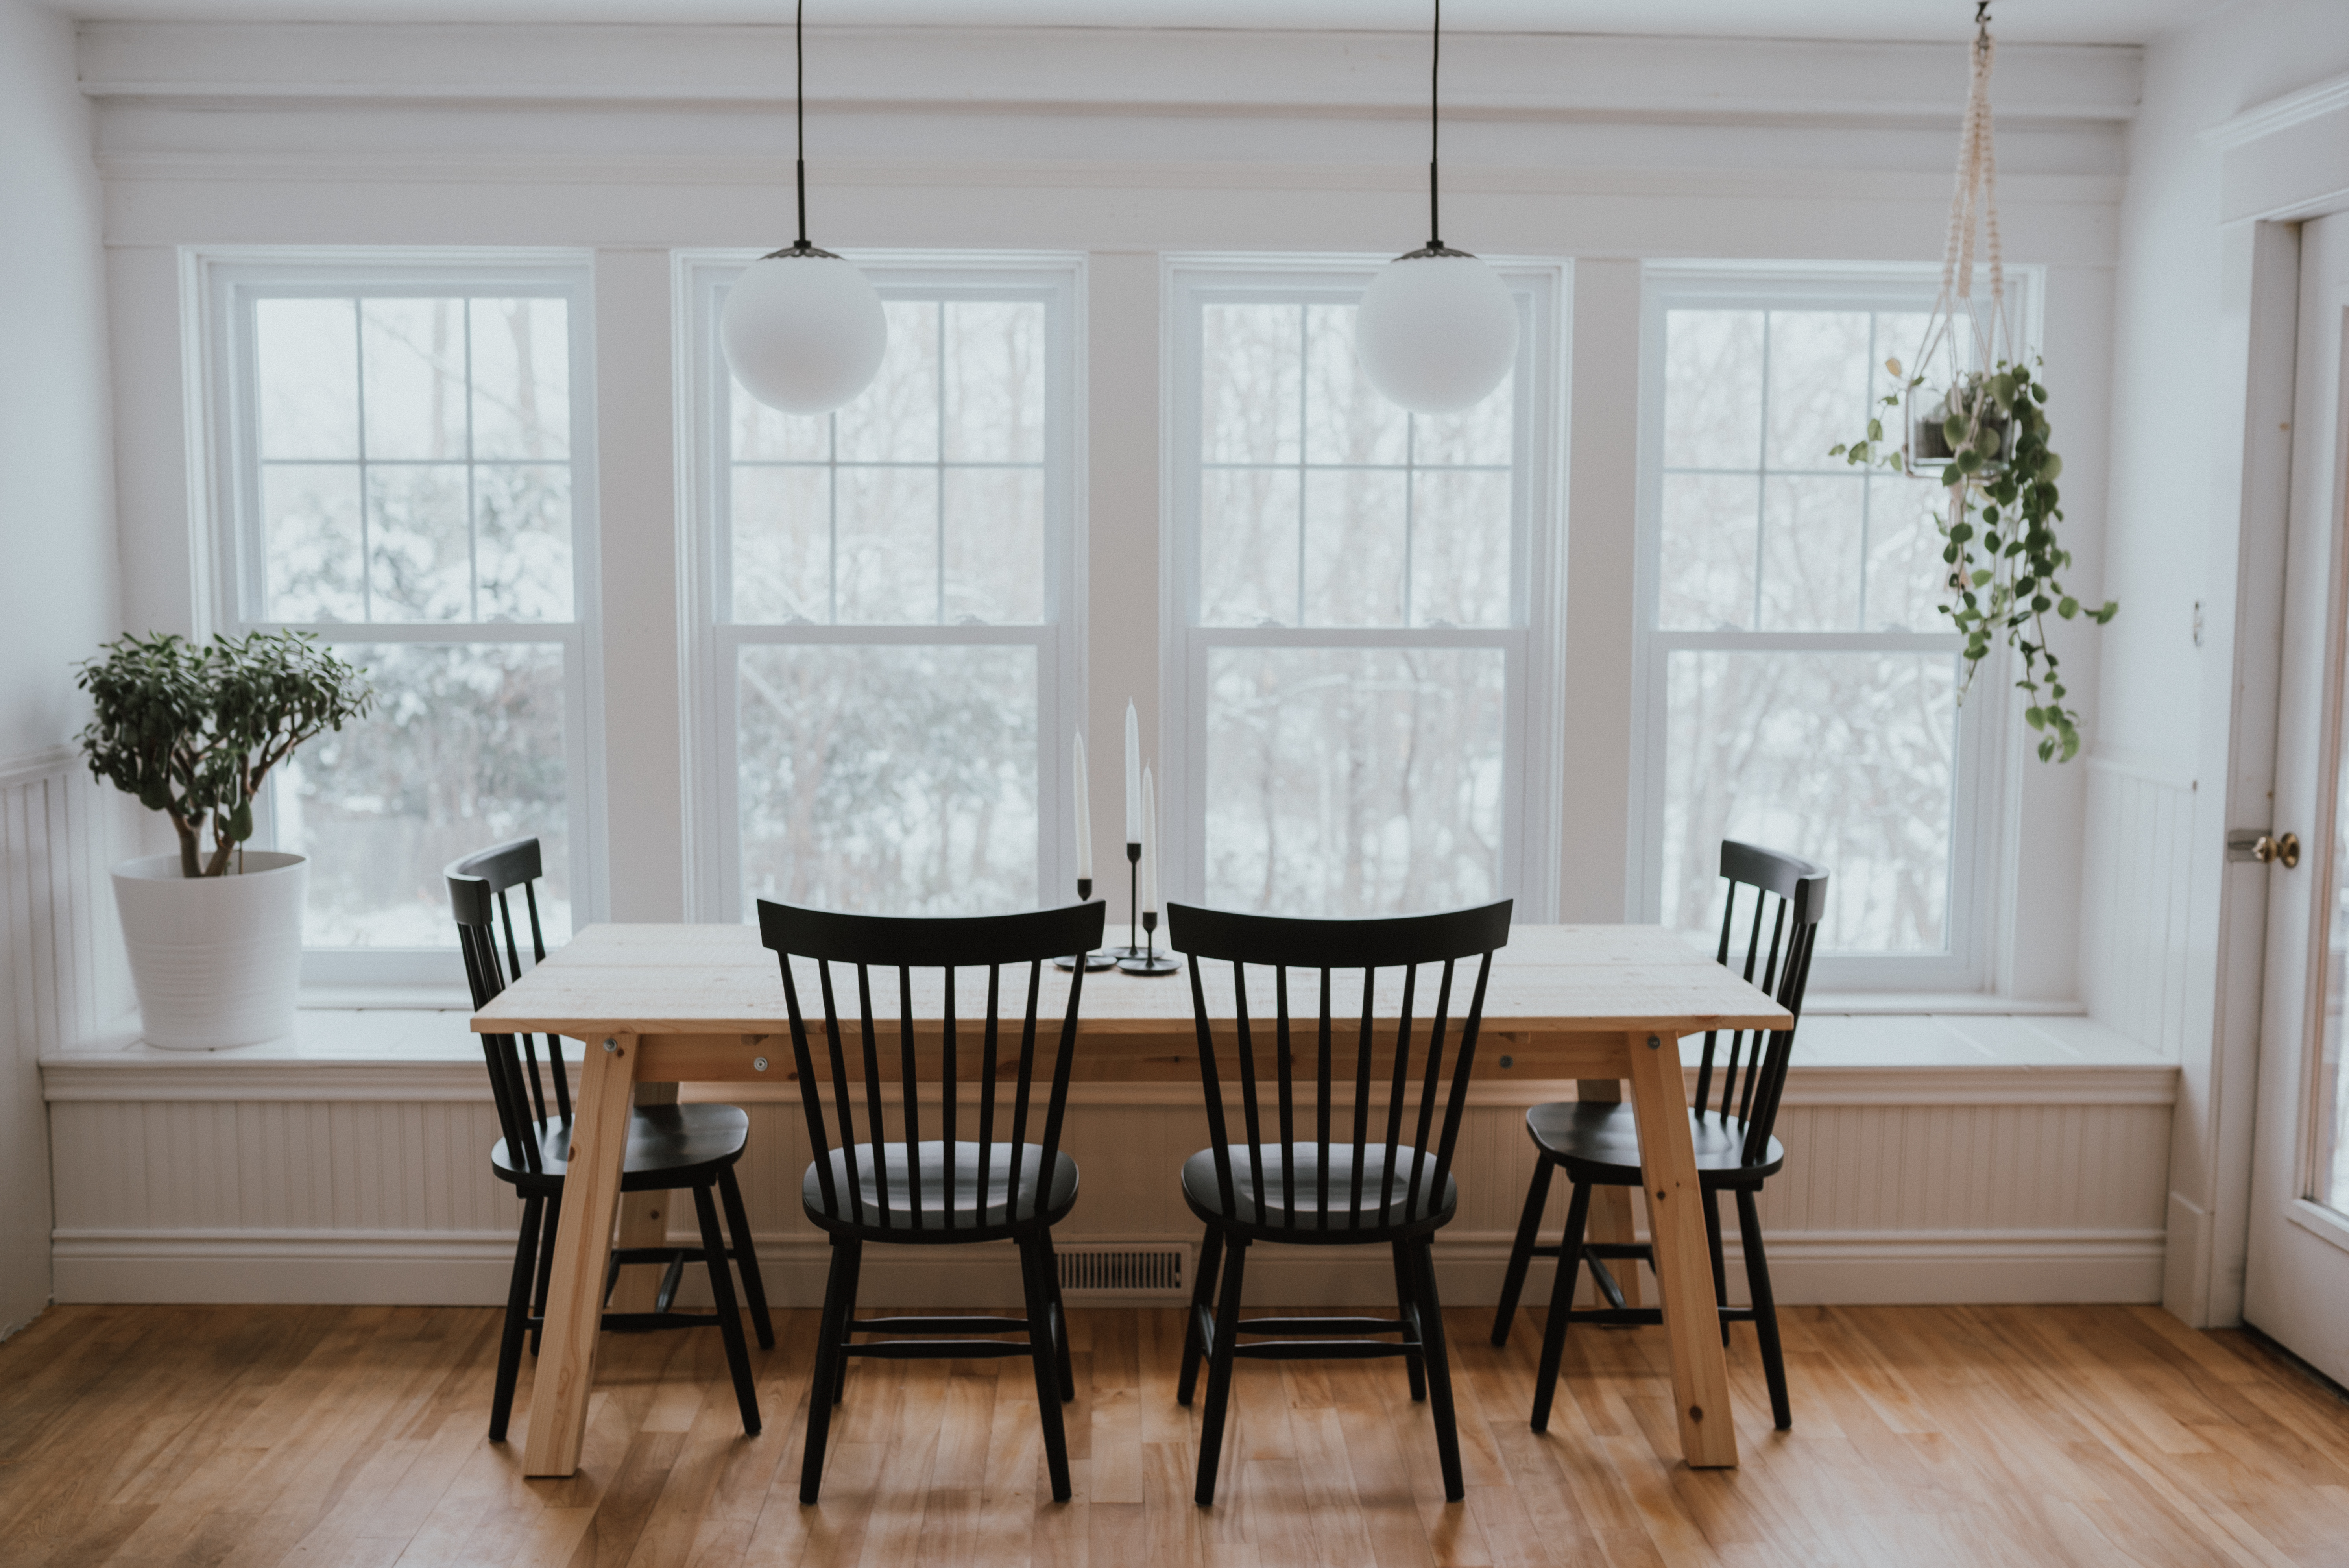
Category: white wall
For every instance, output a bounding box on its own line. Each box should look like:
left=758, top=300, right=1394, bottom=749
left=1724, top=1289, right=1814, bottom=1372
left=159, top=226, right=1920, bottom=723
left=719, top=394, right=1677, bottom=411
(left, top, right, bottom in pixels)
left=2089, top=0, right=2349, bottom=1325
left=0, top=0, right=121, bottom=1339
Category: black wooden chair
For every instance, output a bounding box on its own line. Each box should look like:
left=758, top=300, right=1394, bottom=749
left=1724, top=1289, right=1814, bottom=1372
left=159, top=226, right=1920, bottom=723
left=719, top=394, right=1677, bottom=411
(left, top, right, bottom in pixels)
left=1163, top=898, right=1513, bottom=1506
left=1488, top=840, right=1825, bottom=1435
left=448, top=838, right=773, bottom=1443
left=760, top=897, right=1107, bottom=1505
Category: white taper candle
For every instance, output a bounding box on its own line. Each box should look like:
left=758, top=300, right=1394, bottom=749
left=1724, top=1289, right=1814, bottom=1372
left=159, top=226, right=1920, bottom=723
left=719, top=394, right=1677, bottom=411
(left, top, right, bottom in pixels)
left=1124, top=701, right=1142, bottom=845
left=1141, top=766, right=1159, bottom=915
left=1073, top=733, right=1093, bottom=883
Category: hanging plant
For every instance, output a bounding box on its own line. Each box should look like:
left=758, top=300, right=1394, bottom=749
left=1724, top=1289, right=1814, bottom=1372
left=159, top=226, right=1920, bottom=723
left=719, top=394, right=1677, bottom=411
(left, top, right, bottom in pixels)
left=1829, top=2, right=2115, bottom=763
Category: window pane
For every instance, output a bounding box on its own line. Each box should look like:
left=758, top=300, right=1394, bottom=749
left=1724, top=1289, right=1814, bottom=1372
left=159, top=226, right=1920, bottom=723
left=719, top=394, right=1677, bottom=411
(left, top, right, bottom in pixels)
left=944, top=468, right=1044, bottom=624
left=366, top=464, right=471, bottom=622
left=731, top=375, right=828, bottom=463
left=836, top=467, right=939, bottom=624
left=1205, top=646, right=1504, bottom=918
left=360, top=298, right=467, bottom=461
left=1302, top=468, right=1405, bottom=626
left=944, top=301, right=1045, bottom=463
left=1200, top=468, right=1300, bottom=627
left=1662, top=650, right=1956, bottom=953
left=737, top=644, right=1037, bottom=916
left=476, top=465, right=572, bottom=622
left=1411, top=370, right=1515, bottom=467
left=731, top=467, right=829, bottom=624
left=1659, top=473, right=1757, bottom=631
left=281, top=642, right=569, bottom=948
left=837, top=300, right=940, bottom=463
left=1302, top=303, right=1406, bottom=466
left=1759, top=474, right=1864, bottom=631
left=1764, top=310, right=1871, bottom=471
left=1664, top=310, right=1762, bottom=470
left=1204, top=304, right=1301, bottom=465
left=1411, top=469, right=1511, bottom=628
left=262, top=465, right=364, bottom=622
left=470, top=298, right=570, bottom=460
left=255, top=298, right=358, bottom=460
left=1866, top=473, right=1952, bottom=631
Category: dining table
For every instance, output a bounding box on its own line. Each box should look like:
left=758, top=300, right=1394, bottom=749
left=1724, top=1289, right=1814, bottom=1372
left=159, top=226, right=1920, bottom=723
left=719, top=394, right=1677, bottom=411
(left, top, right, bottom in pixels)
left=471, top=920, right=1793, bottom=1478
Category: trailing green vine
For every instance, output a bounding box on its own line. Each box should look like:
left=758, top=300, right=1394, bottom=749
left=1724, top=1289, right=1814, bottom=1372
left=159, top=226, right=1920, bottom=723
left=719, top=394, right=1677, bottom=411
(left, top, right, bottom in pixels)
left=1831, top=358, right=2115, bottom=763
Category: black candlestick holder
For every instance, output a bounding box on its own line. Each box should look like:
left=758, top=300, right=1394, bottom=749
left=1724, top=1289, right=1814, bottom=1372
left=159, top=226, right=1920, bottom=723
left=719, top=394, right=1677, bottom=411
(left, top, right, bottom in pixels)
left=1054, top=877, right=1116, bottom=972
left=1106, top=841, right=1149, bottom=960
left=1118, top=909, right=1180, bottom=977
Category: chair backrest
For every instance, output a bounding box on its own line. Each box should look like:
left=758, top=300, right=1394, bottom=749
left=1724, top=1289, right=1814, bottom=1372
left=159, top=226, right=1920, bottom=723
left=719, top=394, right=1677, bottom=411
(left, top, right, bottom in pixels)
left=1164, top=899, right=1514, bottom=1232
left=757, top=899, right=1108, bottom=1230
left=446, top=837, right=567, bottom=1176
left=1692, top=839, right=1829, bottom=1166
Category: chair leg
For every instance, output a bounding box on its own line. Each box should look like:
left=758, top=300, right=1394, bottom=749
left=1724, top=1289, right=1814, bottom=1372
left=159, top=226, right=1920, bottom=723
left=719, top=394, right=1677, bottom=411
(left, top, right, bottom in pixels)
left=800, top=1236, right=859, bottom=1504
left=1177, top=1224, right=1223, bottom=1407
left=528, top=1191, right=561, bottom=1356
left=1018, top=1234, right=1074, bottom=1502
left=830, top=1233, right=862, bottom=1406
left=489, top=1195, right=543, bottom=1442
left=1040, top=1230, right=1075, bottom=1402
left=1703, top=1187, right=1731, bottom=1348
left=716, top=1165, right=775, bottom=1351
left=1736, top=1187, right=1792, bottom=1431
left=1409, top=1238, right=1466, bottom=1504
left=1193, top=1234, right=1250, bottom=1506
left=690, top=1182, right=760, bottom=1437
left=1531, top=1179, right=1593, bottom=1435
left=1492, top=1155, right=1554, bottom=1346
left=1391, top=1241, right=1427, bottom=1400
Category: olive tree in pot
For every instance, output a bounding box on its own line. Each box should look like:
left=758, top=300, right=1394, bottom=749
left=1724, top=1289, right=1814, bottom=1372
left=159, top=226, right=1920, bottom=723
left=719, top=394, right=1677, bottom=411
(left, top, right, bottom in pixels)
left=79, top=631, right=372, bottom=1049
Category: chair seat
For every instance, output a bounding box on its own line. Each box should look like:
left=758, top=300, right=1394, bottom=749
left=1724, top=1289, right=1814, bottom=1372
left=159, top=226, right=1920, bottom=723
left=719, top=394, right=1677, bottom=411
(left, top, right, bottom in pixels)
left=1181, top=1143, right=1457, bottom=1237
left=1525, top=1101, right=1783, bottom=1184
left=491, top=1103, right=750, bottom=1190
left=802, top=1140, right=1078, bottom=1237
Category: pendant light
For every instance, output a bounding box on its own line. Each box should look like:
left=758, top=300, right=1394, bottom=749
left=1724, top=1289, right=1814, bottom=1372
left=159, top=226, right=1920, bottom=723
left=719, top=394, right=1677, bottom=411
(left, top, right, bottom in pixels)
left=721, top=0, right=888, bottom=416
left=1354, top=0, right=1519, bottom=416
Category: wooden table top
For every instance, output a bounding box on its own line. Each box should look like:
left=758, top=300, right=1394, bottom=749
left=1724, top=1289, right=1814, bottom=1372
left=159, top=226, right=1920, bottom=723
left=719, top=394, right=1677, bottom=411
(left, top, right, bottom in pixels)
left=471, top=922, right=1793, bottom=1041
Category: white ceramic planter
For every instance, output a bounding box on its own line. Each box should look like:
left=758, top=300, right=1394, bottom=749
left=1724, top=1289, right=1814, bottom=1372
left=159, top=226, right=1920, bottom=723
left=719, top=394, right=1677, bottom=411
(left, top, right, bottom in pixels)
left=111, top=851, right=307, bottom=1050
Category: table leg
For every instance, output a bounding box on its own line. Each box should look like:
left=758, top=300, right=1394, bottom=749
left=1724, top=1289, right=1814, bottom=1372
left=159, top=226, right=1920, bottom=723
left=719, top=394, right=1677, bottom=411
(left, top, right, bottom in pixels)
left=1621, top=1030, right=1738, bottom=1468
left=607, top=1083, right=680, bottom=1313
left=521, top=1030, right=638, bottom=1478
left=1573, top=1079, right=1642, bottom=1310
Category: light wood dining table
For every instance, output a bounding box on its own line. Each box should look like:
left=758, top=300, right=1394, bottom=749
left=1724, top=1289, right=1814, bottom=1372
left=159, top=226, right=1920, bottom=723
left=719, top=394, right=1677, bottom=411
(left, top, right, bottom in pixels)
left=471, top=921, right=1792, bottom=1478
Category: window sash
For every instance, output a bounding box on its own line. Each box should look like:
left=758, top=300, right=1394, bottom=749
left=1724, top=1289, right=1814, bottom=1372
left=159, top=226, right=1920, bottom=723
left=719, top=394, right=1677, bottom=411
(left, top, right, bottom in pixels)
left=194, top=252, right=604, bottom=989
left=1163, top=259, right=1564, bottom=918
left=1630, top=263, right=2027, bottom=991
left=678, top=252, right=1086, bottom=923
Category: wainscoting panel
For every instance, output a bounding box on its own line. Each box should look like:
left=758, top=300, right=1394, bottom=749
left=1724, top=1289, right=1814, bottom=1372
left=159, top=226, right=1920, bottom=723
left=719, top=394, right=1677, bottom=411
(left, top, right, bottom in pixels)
left=2079, top=755, right=2198, bottom=1057
left=46, top=1056, right=2177, bottom=1310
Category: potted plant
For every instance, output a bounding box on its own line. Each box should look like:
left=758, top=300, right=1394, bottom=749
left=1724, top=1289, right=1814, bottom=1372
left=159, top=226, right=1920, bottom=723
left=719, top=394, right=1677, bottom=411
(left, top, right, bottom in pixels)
left=77, top=631, right=373, bottom=1049
left=1829, top=5, right=2115, bottom=762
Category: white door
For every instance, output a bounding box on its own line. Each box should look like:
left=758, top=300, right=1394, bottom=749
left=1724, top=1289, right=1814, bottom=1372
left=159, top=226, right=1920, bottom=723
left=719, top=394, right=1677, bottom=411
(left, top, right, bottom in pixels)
left=2244, top=209, right=2349, bottom=1378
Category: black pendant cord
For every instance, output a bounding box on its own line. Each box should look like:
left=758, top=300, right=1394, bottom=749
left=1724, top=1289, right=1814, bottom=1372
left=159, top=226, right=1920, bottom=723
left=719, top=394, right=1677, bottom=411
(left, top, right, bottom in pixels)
left=794, top=0, right=810, bottom=251
left=1428, top=0, right=1441, bottom=251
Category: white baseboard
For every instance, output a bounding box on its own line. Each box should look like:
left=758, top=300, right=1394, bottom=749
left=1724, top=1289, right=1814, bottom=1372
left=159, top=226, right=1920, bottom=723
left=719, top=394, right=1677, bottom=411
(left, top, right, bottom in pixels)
left=51, top=1226, right=2166, bottom=1309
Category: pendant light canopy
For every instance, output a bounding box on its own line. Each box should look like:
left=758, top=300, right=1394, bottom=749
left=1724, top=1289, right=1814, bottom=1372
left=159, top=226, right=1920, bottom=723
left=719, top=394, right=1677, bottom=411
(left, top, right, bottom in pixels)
left=1354, top=0, right=1518, bottom=416
left=722, top=0, right=887, bottom=417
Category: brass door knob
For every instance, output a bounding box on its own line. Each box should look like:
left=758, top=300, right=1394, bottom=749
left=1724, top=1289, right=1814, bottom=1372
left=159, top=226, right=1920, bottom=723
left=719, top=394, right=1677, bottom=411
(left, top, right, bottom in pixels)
left=2254, top=832, right=2302, bottom=868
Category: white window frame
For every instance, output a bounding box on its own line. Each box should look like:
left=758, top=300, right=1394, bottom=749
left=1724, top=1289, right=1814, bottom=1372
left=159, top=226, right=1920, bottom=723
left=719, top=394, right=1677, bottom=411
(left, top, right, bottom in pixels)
left=1628, top=261, right=2036, bottom=992
left=676, top=251, right=1086, bottom=923
left=187, top=247, right=607, bottom=991
left=1160, top=256, right=1566, bottom=920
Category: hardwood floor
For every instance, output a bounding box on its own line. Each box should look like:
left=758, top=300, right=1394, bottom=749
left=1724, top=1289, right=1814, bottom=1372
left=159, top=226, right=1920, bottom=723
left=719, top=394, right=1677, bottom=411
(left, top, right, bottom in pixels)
left=4, top=1300, right=2349, bottom=1566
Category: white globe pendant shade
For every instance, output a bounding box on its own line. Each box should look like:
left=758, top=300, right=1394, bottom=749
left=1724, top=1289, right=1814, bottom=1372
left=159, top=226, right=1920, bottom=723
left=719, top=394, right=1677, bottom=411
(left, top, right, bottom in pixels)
left=721, top=250, right=888, bottom=416
left=1354, top=249, right=1519, bottom=416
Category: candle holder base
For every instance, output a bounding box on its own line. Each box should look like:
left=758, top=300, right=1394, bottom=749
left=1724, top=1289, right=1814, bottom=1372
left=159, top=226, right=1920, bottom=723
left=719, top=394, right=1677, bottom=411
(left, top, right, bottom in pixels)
left=1116, top=953, right=1182, bottom=977
left=1054, top=951, right=1119, bottom=972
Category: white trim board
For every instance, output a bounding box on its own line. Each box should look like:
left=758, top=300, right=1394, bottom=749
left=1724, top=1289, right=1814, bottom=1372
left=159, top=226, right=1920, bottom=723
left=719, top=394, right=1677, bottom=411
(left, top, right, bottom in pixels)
left=50, top=1226, right=2166, bottom=1311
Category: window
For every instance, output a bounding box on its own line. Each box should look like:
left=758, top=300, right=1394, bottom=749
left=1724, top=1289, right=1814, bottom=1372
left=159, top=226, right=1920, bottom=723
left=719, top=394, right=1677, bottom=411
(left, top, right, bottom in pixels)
left=1634, top=265, right=2012, bottom=989
left=1166, top=260, right=1561, bottom=919
left=198, top=254, right=600, bottom=985
left=683, top=254, right=1081, bottom=921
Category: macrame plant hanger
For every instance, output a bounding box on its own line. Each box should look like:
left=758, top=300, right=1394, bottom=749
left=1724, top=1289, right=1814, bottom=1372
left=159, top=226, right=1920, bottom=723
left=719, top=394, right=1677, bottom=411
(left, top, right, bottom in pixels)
left=1904, top=1, right=2015, bottom=474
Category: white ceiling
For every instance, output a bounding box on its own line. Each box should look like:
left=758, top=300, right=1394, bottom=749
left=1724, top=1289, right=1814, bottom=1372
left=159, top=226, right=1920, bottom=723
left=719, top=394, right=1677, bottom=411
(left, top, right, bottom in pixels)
left=55, top=0, right=2232, bottom=46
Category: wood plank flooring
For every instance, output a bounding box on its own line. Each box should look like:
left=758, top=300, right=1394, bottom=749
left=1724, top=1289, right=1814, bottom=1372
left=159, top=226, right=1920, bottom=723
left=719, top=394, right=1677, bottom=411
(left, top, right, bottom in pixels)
left=5, top=1300, right=2349, bottom=1566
